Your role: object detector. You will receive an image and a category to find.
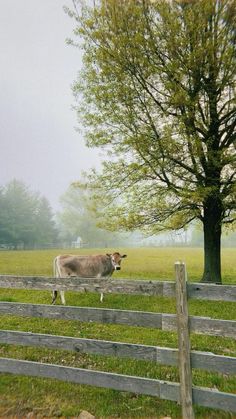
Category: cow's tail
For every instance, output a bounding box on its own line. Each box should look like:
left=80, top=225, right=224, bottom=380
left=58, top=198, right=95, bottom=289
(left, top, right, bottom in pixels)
left=53, top=256, right=61, bottom=278
left=52, top=256, right=60, bottom=304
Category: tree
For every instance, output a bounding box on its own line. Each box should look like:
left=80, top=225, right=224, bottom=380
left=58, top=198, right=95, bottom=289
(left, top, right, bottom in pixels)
left=34, top=197, right=58, bottom=247
left=0, top=180, right=36, bottom=247
left=0, top=180, right=57, bottom=248
left=57, top=184, right=129, bottom=247
left=66, top=0, right=236, bottom=283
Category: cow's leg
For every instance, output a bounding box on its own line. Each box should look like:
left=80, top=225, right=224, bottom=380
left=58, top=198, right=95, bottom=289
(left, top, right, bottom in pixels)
left=60, top=291, right=66, bottom=305
left=52, top=290, right=57, bottom=304
left=100, top=292, right=104, bottom=303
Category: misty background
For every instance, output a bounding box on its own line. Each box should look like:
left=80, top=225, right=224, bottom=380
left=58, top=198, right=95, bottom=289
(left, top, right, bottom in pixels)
left=0, top=1, right=235, bottom=249
left=0, top=0, right=100, bottom=210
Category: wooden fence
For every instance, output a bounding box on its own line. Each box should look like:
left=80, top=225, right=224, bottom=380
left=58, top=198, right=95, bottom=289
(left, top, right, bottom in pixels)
left=0, top=262, right=235, bottom=418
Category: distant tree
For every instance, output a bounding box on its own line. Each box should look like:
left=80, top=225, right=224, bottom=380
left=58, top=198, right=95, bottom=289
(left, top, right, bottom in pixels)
left=0, top=180, right=57, bottom=248
left=190, top=225, right=204, bottom=247
left=57, top=184, right=129, bottom=247
left=66, top=0, right=236, bottom=283
left=34, top=197, right=58, bottom=246
left=0, top=188, right=12, bottom=244
left=0, top=180, right=36, bottom=248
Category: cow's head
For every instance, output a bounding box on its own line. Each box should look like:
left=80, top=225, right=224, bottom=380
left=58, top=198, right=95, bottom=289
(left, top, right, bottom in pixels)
left=107, top=252, right=127, bottom=271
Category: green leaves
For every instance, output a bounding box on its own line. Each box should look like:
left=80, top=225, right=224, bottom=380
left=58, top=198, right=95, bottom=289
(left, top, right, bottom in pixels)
left=66, top=0, right=236, bottom=234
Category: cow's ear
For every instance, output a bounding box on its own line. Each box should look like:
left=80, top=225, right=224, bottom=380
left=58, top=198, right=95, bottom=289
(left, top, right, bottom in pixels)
left=122, top=254, right=127, bottom=258
left=106, top=253, right=111, bottom=257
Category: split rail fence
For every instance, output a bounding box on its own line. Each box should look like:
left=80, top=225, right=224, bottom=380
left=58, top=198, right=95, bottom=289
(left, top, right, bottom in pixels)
left=0, top=262, right=235, bottom=418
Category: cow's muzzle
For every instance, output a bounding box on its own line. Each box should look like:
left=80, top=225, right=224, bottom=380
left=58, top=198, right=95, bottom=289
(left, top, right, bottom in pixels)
left=115, top=266, right=121, bottom=270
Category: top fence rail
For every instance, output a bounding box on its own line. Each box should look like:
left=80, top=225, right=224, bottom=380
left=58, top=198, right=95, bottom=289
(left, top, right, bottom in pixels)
left=0, top=275, right=235, bottom=302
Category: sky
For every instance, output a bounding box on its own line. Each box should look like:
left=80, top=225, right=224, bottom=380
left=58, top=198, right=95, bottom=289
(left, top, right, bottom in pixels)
left=0, top=0, right=100, bottom=210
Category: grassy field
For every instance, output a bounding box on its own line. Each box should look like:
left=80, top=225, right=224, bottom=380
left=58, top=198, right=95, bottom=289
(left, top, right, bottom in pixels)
left=0, top=247, right=235, bottom=418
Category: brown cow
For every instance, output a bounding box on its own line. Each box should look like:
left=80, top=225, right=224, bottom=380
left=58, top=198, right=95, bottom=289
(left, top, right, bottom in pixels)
left=52, top=252, right=127, bottom=304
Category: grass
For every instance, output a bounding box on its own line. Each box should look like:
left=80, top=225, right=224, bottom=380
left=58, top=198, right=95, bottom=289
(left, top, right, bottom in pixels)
left=0, top=247, right=235, bottom=282
left=0, top=247, right=235, bottom=418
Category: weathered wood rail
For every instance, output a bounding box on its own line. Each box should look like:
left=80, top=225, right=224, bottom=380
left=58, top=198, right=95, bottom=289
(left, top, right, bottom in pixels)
left=0, top=265, right=235, bottom=418
left=0, top=274, right=236, bottom=301
left=0, top=330, right=235, bottom=375
left=0, top=302, right=235, bottom=338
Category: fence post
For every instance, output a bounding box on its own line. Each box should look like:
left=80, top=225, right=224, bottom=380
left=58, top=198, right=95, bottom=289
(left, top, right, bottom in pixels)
left=175, top=261, right=195, bottom=419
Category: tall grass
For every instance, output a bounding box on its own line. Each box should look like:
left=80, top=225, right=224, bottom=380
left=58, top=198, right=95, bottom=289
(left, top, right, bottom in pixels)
left=0, top=248, right=235, bottom=418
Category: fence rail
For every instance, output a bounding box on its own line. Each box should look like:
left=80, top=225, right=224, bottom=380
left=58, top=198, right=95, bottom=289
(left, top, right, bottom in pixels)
left=0, top=274, right=236, bottom=301
left=0, top=330, right=235, bottom=375
left=0, top=357, right=235, bottom=412
left=0, top=269, right=235, bottom=418
left=0, top=301, right=235, bottom=338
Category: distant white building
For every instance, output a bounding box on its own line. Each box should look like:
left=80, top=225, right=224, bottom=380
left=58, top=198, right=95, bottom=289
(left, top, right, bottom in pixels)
left=71, top=236, right=83, bottom=248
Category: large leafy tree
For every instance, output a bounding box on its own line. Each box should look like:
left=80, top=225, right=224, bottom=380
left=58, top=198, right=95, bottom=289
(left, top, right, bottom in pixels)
left=67, top=0, right=236, bottom=283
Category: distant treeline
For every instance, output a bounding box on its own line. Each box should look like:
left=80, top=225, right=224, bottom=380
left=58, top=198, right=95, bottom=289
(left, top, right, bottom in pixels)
left=0, top=180, right=235, bottom=250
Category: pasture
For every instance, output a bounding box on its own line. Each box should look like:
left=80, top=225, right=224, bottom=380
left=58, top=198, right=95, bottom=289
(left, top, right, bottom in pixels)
left=0, top=247, right=235, bottom=418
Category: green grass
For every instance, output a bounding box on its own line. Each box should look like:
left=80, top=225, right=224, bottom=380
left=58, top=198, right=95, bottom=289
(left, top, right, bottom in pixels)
left=0, top=248, right=235, bottom=418
left=0, top=247, right=235, bottom=282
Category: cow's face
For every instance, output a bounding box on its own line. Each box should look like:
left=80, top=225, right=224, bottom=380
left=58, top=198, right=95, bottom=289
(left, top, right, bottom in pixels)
left=107, top=252, right=127, bottom=270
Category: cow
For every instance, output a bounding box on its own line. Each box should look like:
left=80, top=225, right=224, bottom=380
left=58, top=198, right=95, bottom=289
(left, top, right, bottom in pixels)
left=52, top=252, right=127, bottom=305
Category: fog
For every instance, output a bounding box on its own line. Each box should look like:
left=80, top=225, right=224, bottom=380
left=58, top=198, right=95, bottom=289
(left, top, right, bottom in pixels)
left=0, top=0, right=100, bottom=210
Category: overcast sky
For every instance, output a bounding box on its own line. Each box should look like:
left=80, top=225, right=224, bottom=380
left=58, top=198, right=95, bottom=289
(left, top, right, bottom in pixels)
left=0, top=0, right=100, bottom=210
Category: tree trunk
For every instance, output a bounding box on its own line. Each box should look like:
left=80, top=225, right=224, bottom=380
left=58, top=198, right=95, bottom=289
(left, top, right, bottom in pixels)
left=202, top=197, right=222, bottom=284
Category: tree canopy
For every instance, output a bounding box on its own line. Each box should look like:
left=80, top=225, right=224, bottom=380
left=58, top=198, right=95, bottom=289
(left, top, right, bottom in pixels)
left=67, top=0, right=236, bottom=282
left=0, top=180, right=58, bottom=248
